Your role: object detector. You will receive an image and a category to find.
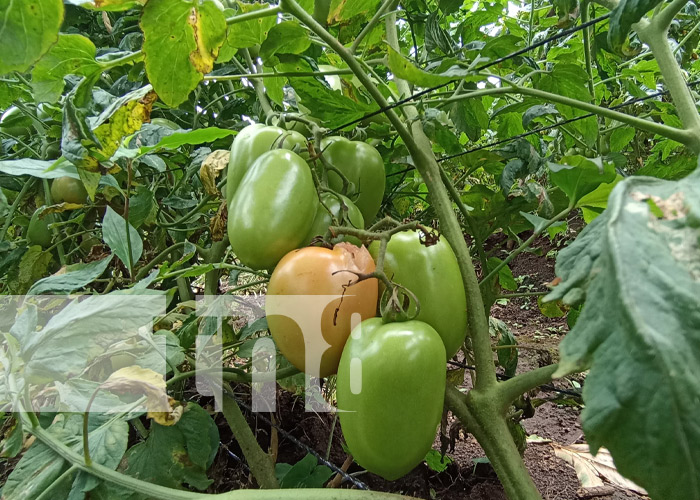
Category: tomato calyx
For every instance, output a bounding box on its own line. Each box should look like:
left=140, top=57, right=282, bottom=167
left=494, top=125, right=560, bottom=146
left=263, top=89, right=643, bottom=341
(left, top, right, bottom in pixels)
left=380, top=283, right=421, bottom=323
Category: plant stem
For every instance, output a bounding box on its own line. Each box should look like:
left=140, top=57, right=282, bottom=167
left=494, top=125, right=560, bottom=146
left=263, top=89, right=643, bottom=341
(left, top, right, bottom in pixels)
left=42, top=179, right=66, bottom=266
left=0, top=177, right=35, bottom=243
left=350, top=0, right=399, bottom=54
left=635, top=7, right=700, bottom=147
left=225, top=5, right=282, bottom=25
left=429, top=85, right=698, bottom=150
left=204, top=240, right=228, bottom=295
left=133, top=241, right=187, bottom=282
left=221, top=391, right=279, bottom=489
left=445, top=386, right=542, bottom=500
left=479, top=205, right=572, bottom=287
left=495, top=364, right=559, bottom=412
left=242, top=49, right=275, bottom=120
left=581, top=0, right=601, bottom=151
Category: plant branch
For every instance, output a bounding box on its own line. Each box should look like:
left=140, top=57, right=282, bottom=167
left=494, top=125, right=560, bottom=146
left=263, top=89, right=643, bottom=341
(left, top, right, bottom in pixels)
left=495, top=364, right=559, bottom=412
left=479, top=205, right=572, bottom=287
left=225, top=5, right=282, bottom=25
left=242, top=49, right=275, bottom=120
left=221, top=390, right=279, bottom=489
left=0, top=177, right=35, bottom=243
left=350, top=0, right=399, bottom=54
left=430, top=85, right=699, bottom=150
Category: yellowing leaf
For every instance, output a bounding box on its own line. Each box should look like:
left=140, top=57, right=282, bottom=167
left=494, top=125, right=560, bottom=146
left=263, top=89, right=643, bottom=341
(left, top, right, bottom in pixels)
left=101, top=366, right=175, bottom=418
left=94, top=91, right=158, bottom=160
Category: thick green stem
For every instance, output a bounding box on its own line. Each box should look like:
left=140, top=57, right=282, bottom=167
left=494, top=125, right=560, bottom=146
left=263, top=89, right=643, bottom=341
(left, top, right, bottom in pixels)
left=635, top=8, right=700, bottom=145
left=221, top=392, right=279, bottom=489
left=242, top=49, right=275, bottom=120
left=445, top=387, right=542, bottom=500
left=581, top=0, right=601, bottom=151
left=226, top=5, right=282, bottom=25
left=204, top=240, right=228, bottom=295
left=495, top=364, right=559, bottom=412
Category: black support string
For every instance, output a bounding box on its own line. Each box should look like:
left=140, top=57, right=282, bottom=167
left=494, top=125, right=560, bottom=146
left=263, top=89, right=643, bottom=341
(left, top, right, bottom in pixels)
left=328, top=13, right=612, bottom=134
left=437, top=78, right=700, bottom=163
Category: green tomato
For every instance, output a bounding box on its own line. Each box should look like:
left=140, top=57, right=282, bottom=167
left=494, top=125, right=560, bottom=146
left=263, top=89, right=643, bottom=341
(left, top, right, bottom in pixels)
left=226, top=124, right=306, bottom=206
left=26, top=208, right=52, bottom=248
left=321, top=137, right=385, bottom=226
left=50, top=176, right=88, bottom=204
left=369, top=230, right=467, bottom=358
left=228, top=149, right=316, bottom=270
left=337, top=318, right=446, bottom=480
left=0, top=106, right=32, bottom=137
left=305, top=192, right=364, bottom=246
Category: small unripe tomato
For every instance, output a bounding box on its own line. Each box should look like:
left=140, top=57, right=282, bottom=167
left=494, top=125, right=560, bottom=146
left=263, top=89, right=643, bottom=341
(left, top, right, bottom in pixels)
left=50, top=176, right=87, bottom=204
left=266, top=243, right=378, bottom=377
left=26, top=208, right=52, bottom=248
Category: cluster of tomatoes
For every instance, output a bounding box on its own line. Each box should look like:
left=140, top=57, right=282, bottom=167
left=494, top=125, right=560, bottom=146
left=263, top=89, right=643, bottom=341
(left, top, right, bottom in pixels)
left=227, top=124, right=468, bottom=480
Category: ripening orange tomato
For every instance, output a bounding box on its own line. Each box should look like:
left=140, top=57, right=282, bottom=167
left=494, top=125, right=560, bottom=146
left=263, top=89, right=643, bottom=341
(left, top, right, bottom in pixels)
left=265, top=243, right=378, bottom=378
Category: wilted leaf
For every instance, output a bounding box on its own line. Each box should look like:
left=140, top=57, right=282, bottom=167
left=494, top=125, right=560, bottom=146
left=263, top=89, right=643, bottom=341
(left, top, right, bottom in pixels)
left=553, top=443, right=648, bottom=495
left=200, top=149, right=229, bottom=196
left=101, top=366, right=173, bottom=418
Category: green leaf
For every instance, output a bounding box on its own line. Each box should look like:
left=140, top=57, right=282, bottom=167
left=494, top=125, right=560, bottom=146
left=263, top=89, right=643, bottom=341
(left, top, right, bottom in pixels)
left=609, top=127, right=635, bottom=152
left=31, top=34, right=101, bottom=103
left=522, top=104, right=559, bottom=129
left=123, top=402, right=219, bottom=491
left=102, top=206, right=143, bottom=272
left=537, top=296, right=566, bottom=317
left=0, top=0, right=64, bottom=74
left=438, top=0, right=462, bottom=14
left=27, top=255, right=113, bottom=295
left=141, top=0, right=227, bottom=107
left=450, top=98, right=489, bottom=141
left=608, top=0, right=663, bottom=52
left=223, top=2, right=278, bottom=50
left=259, top=21, right=311, bottom=65
left=290, top=77, right=376, bottom=129
left=545, top=168, right=700, bottom=500
left=276, top=453, right=334, bottom=488
left=576, top=174, right=623, bottom=223
left=327, top=0, right=381, bottom=24
left=487, top=257, right=517, bottom=291
left=6, top=245, right=53, bottom=294
left=548, top=155, right=616, bottom=203
left=424, top=449, right=453, bottom=472
left=520, top=211, right=566, bottom=235
left=490, top=317, right=518, bottom=377
left=137, top=127, right=236, bottom=155
left=3, top=414, right=127, bottom=499
left=425, top=12, right=454, bottom=55
left=387, top=45, right=469, bottom=87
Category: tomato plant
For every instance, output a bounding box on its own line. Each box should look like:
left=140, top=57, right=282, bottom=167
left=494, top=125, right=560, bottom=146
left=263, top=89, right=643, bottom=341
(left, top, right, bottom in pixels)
left=0, top=0, right=698, bottom=499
